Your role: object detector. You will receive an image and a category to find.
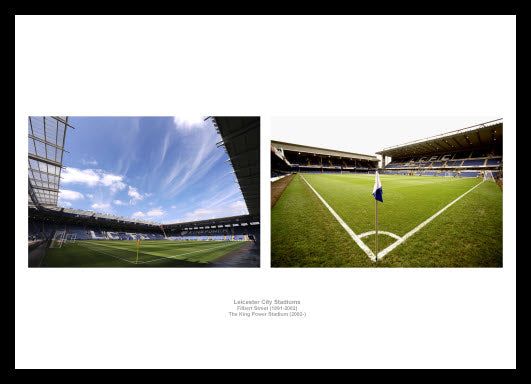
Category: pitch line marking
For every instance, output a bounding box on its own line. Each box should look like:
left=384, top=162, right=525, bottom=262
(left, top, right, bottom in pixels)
left=301, top=175, right=485, bottom=262
left=358, top=231, right=402, bottom=241
left=77, top=242, right=139, bottom=264
left=141, top=242, right=239, bottom=264
left=77, top=240, right=239, bottom=265
left=300, top=175, right=377, bottom=261
left=376, top=180, right=485, bottom=260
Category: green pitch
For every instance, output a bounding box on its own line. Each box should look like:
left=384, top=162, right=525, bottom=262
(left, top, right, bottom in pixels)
left=40, top=240, right=247, bottom=267
left=271, top=174, right=502, bottom=268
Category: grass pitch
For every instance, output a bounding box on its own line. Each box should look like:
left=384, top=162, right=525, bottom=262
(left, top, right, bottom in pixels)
left=271, top=174, right=502, bottom=268
left=40, top=240, right=247, bottom=267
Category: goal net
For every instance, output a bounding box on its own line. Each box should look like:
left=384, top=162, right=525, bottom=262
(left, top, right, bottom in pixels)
left=483, top=170, right=495, bottom=182
left=49, top=231, right=66, bottom=248
left=65, top=233, right=77, bottom=243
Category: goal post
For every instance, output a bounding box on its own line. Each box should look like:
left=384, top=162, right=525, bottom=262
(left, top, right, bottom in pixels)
left=49, top=231, right=66, bottom=248
left=65, top=233, right=77, bottom=243
left=483, top=170, right=495, bottom=182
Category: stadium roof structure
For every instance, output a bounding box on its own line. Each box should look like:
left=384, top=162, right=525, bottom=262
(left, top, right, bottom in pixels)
left=46, top=206, right=160, bottom=225
left=271, top=140, right=378, bottom=162
left=28, top=205, right=164, bottom=229
left=28, top=116, right=73, bottom=208
left=376, top=119, right=503, bottom=159
left=213, top=116, right=260, bottom=217
left=164, top=214, right=260, bottom=230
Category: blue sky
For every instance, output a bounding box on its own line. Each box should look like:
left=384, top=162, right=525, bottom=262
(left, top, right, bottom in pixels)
left=57, top=116, right=248, bottom=223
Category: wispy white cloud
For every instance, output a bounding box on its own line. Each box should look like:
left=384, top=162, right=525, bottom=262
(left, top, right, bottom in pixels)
left=59, top=189, right=84, bottom=200
left=166, top=140, right=225, bottom=197
left=113, top=199, right=127, bottom=206
left=173, top=116, right=205, bottom=132
left=182, top=208, right=221, bottom=221
left=101, top=173, right=126, bottom=193
left=131, top=207, right=165, bottom=220
left=81, top=158, right=98, bottom=166
left=198, top=185, right=242, bottom=209
left=62, top=168, right=100, bottom=186
left=166, top=199, right=248, bottom=224
left=154, top=129, right=172, bottom=172
left=91, top=203, right=112, bottom=211
left=128, top=186, right=150, bottom=205
left=146, top=207, right=165, bottom=217
left=228, top=200, right=247, bottom=212
left=62, top=167, right=126, bottom=193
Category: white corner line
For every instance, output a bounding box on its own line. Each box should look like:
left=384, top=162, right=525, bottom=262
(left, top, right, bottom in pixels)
left=377, top=180, right=485, bottom=259
left=300, top=175, right=377, bottom=261
left=358, top=231, right=402, bottom=241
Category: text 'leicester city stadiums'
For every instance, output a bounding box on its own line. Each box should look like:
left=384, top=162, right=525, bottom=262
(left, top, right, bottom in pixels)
left=271, top=119, right=503, bottom=268
left=28, top=116, right=260, bottom=267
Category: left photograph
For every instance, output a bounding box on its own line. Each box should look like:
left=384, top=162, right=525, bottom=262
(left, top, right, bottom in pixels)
left=28, top=116, right=260, bottom=268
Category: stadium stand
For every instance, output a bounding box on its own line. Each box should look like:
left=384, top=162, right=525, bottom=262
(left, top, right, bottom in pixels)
left=376, top=119, right=503, bottom=181
left=271, top=141, right=379, bottom=177
left=163, top=215, right=259, bottom=242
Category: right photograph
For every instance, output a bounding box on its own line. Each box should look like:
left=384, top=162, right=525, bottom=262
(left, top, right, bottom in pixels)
left=270, top=117, right=503, bottom=268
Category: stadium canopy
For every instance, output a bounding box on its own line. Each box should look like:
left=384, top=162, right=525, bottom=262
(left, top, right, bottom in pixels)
left=28, top=116, right=73, bottom=208
left=213, top=117, right=260, bottom=217
left=28, top=206, right=166, bottom=232
left=164, top=214, right=259, bottom=231
left=376, top=119, right=503, bottom=159
left=271, top=140, right=379, bottom=162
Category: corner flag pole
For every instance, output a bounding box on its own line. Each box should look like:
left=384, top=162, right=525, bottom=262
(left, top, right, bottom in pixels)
left=135, top=239, right=140, bottom=264
left=372, top=171, right=383, bottom=262
left=375, top=199, right=378, bottom=261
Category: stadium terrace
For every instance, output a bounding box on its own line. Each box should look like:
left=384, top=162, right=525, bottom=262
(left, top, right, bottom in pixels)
left=377, top=119, right=502, bottom=180
left=271, top=140, right=379, bottom=178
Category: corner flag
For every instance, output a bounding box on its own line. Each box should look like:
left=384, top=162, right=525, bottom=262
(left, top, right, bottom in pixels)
left=373, top=171, right=383, bottom=261
left=372, top=171, right=383, bottom=202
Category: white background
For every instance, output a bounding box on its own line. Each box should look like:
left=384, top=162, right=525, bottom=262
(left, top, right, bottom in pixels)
left=15, top=15, right=516, bottom=369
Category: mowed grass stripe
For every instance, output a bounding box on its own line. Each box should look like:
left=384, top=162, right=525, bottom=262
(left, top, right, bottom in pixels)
left=140, top=242, right=243, bottom=264
left=271, top=174, right=502, bottom=267
left=41, top=240, right=248, bottom=267
left=301, top=175, right=375, bottom=260
left=376, top=180, right=503, bottom=267
left=271, top=174, right=374, bottom=267
left=304, top=174, right=481, bottom=237
left=377, top=179, right=486, bottom=259
left=78, top=240, right=230, bottom=259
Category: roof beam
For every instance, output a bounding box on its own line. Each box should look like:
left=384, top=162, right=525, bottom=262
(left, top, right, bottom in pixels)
left=28, top=153, right=63, bottom=168
left=28, top=180, right=42, bottom=209
left=28, top=168, right=61, bottom=178
left=28, top=134, right=69, bottom=152
left=31, top=185, right=60, bottom=193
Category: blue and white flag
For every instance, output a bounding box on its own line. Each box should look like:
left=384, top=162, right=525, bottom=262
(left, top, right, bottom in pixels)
left=372, top=171, right=383, bottom=203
